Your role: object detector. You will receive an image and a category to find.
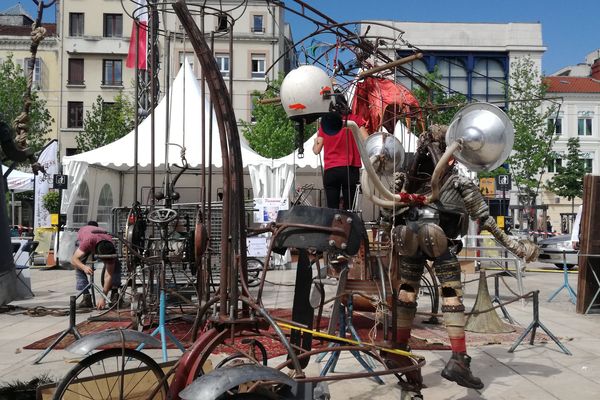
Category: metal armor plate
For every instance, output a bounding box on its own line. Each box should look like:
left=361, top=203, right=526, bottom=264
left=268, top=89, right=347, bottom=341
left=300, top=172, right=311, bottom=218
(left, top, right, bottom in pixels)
left=417, top=223, right=448, bottom=258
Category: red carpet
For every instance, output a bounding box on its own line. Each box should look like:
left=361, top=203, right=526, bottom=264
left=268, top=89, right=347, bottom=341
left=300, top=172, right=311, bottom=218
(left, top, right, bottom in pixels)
left=23, top=309, right=454, bottom=355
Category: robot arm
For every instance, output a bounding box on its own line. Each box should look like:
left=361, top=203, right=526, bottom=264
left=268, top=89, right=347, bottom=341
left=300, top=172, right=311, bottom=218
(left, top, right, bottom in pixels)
left=458, top=176, right=538, bottom=262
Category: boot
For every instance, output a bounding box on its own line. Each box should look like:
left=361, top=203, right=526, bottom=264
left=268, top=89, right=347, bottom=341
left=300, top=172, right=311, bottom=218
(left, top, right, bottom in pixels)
left=441, top=352, right=484, bottom=390
left=110, top=290, right=130, bottom=308
left=77, top=294, right=92, bottom=309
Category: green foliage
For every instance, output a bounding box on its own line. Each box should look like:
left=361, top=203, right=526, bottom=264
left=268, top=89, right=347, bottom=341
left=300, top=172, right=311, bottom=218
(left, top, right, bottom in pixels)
left=545, top=137, right=586, bottom=202
left=411, top=69, right=468, bottom=132
left=0, top=54, right=53, bottom=156
left=241, top=74, right=314, bottom=159
left=75, top=92, right=135, bottom=152
left=42, top=190, right=60, bottom=213
left=506, top=57, right=557, bottom=206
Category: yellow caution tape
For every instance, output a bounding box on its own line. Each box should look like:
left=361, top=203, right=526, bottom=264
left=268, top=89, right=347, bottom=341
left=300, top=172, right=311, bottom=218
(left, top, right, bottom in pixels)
left=276, top=322, right=424, bottom=360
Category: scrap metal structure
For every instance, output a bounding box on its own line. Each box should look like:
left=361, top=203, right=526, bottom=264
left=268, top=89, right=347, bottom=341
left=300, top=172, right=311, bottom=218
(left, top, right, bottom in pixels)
left=48, top=1, right=542, bottom=399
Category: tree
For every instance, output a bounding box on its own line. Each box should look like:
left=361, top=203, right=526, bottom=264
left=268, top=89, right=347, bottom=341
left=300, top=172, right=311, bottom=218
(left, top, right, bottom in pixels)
left=545, top=137, right=586, bottom=215
left=0, top=54, right=53, bottom=157
left=241, top=74, right=314, bottom=159
left=506, top=56, right=557, bottom=208
left=75, top=93, right=135, bottom=152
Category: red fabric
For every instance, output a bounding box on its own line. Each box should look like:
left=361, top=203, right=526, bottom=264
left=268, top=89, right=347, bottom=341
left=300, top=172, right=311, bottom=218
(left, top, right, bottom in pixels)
left=449, top=336, right=467, bottom=353
left=317, top=114, right=365, bottom=170
left=126, top=20, right=148, bottom=70
left=351, top=77, right=423, bottom=133
left=77, top=225, right=113, bottom=255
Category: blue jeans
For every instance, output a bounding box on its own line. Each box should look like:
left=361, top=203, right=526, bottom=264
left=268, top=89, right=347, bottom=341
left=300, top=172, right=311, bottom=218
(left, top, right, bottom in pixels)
left=76, top=261, right=122, bottom=293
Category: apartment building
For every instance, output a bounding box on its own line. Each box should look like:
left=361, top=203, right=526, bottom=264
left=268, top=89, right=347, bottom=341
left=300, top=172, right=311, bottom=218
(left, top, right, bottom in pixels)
left=0, top=4, right=60, bottom=139
left=160, top=0, right=295, bottom=124
left=57, top=0, right=294, bottom=157
left=57, top=0, right=137, bottom=157
left=542, top=49, right=600, bottom=230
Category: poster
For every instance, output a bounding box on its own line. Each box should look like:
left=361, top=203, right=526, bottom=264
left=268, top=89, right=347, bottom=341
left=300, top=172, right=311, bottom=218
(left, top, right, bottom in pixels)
left=253, top=197, right=289, bottom=223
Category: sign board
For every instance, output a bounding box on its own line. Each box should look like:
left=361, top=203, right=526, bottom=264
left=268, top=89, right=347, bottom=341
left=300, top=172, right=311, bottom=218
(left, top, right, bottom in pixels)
left=479, top=178, right=495, bottom=198
left=496, top=174, right=512, bottom=191
left=53, top=174, right=68, bottom=190
left=253, top=198, right=289, bottom=223
left=247, top=236, right=268, bottom=257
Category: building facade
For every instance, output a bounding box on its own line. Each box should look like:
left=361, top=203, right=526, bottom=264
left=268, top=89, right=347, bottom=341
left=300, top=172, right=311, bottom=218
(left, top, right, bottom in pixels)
left=361, top=21, right=546, bottom=105
left=0, top=4, right=60, bottom=140
left=57, top=0, right=137, bottom=157
left=542, top=49, right=600, bottom=231
left=56, top=0, right=294, bottom=157
left=160, top=0, right=294, bottom=125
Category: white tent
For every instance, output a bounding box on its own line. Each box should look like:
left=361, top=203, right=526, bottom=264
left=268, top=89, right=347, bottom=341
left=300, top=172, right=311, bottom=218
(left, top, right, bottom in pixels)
left=61, top=62, right=275, bottom=228
left=1, top=165, right=34, bottom=192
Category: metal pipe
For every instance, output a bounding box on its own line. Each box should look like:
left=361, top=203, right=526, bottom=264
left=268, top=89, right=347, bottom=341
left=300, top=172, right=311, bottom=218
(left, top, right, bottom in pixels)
left=358, top=53, right=423, bottom=79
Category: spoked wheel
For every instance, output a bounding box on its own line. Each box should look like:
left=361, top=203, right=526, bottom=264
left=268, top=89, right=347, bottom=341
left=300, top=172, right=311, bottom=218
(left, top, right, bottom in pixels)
left=52, top=348, right=168, bottom=400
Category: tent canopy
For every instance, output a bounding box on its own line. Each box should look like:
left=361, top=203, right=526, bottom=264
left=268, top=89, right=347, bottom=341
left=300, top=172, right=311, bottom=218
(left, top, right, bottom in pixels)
left=1, top=165, right=34, bottom=192
left=62, top=62, right=272, bottom=171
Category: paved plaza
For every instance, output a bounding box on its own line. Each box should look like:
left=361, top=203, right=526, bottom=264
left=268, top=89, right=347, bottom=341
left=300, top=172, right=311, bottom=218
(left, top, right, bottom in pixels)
left=1, top=262, right=599, bottom=399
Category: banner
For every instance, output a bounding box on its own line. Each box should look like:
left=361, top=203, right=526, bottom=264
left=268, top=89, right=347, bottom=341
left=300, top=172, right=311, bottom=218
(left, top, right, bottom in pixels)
left=34, top=140, right=58, bottom=228
left=126, top=0, right=148, bottom=70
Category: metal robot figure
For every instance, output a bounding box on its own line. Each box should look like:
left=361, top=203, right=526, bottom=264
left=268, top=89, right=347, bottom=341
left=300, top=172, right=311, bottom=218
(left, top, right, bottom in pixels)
left=385, top=123, right=538, bottom=392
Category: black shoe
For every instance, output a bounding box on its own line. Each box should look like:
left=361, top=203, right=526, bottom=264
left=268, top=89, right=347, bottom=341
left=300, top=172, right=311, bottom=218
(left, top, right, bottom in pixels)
left=77, top=294, right=92, bottom=309
left=110, top=290, right=130, bottom=308
left=441, top=352, right=484, bottom=390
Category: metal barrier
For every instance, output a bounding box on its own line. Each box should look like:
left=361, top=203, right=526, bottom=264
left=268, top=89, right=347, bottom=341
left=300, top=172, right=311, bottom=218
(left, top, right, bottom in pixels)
left=457, top=235, right=524, bottom=298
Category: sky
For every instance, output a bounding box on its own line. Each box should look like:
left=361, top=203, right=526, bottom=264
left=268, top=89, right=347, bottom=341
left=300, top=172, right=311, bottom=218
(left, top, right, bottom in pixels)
left=5, top=0, right=599, bottom=75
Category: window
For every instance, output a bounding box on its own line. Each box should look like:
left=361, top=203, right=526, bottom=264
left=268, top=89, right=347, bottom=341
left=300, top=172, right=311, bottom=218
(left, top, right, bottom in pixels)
left=437, top=57, right=468, bottom=97
left=578, top=117, right=593, bottom=136
left=397, top=59, right=428, bottom=91
left=179, top=52, right=194, bottom=70
left=72, top=181, right=89, bottom=226
left=96, top=184, right=113, bottom=229
left=67, top=102, right=84, bottom=128
left=68, top=58, right=84, bottom=85
left=251, top=53, right=266, bottom=79
left=103, top=14, right=123, bottom=37
left=69, top=13, right=84, bottom=37
left=548, top=118, right=562, bottom=135
left=102, top=59, right=123, bottom=86
left=584, top=158, right=593, bottom=173
left=472, top=58, right=506, bottom=103
left=547, top=158, right=562, bottom=173
left=216, top=53, right=230, bottom=77
left=217, top=14, right=228, bottom=32
left=23, top=58, right=41, bottom=89
left=252, top=15, right=264, bottom=33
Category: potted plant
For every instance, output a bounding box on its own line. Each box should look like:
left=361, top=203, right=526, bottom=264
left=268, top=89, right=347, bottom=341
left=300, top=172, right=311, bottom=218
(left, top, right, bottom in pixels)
left=42, top=191, right=60, bottom=214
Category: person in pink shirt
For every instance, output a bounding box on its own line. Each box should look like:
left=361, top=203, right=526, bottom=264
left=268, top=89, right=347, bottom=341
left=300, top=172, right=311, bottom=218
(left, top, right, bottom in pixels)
left=71, top=221, right=120, bottom=309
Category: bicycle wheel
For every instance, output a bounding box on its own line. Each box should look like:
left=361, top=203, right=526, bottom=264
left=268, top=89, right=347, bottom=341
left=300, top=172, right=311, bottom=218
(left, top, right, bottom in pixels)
left=53, top=348, right=168, bottom=400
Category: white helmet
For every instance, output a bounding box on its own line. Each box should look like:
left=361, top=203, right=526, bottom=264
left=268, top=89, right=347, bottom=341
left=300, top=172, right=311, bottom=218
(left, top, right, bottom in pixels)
left=280, top=65, right=333, bottom=122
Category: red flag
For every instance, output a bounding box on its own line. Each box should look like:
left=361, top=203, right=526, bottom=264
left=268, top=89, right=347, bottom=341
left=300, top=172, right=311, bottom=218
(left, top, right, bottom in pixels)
left=126, top=1, right=148, bottom=70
